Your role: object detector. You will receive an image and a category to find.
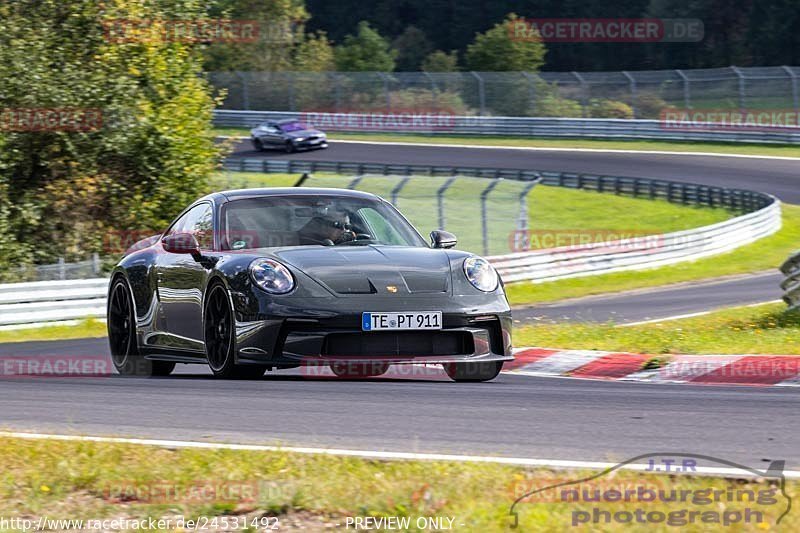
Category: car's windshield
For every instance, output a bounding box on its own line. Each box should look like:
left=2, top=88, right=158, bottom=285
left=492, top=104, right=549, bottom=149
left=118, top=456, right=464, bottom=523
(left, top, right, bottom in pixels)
left=222, top=195, right=427, bottom=250
left=278, top=121, right=309, bottom=132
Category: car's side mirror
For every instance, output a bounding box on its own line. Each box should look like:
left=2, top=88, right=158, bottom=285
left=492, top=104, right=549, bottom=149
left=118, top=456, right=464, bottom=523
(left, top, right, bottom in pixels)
left=430, top=230, right=457, bottom=249
left=162, top=232, right=202, bottom=260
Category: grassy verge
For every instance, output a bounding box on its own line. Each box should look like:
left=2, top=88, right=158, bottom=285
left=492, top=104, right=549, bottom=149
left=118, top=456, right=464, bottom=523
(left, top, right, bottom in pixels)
left=0, top=319, right=106, bottom=344
left=506, top=204, right=800, bottom=306
left=516, top=302, right=800, bottom=355
left=0, top=437, right=793, bottom=531
left=214, top=128, right=800, bottom=158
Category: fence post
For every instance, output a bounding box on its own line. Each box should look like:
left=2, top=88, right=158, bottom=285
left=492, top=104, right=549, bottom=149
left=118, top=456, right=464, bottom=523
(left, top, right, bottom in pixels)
left=470, top=71, right=486, bottom=116
left=347, top=175, right=364, bottom=189
left=572, top=71, right=589, bottom=117
left=390, top=176, right=411, bottom=206
left=521, top=72, right=537, bottom=114
left=58, top=257, right=66, bottom=281
left=333, top=73, right=342, bottom=112
left=782, top=65, right=799, bottom=113
left=731, top=66, right=746, bottom=113
left=515, top=176, right=541, bottom=252
left=235, top=71, right=250, bottom=110
left=378, top=72, right=391, bottom=112
left=287, top=72, right=295, bottom=111
left=480, top=179, right=502, bottom=256
left=92, top=253, right=101, bottom=276
left=675, top=69, right=691, bottom=109
left=436, top=177, right=458, bottom=230
left=622, top=71, right=638, bottom=118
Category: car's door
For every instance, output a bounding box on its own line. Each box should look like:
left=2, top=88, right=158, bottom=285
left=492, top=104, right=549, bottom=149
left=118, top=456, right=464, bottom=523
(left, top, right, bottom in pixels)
left=261, top=124, right=283, bottom=147
left=154, top=202, right=215, bottom=352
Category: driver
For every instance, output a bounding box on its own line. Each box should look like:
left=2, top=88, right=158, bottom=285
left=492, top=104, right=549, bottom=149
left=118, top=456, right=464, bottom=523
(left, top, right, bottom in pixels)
left=298, top=210, right=356, bottom=245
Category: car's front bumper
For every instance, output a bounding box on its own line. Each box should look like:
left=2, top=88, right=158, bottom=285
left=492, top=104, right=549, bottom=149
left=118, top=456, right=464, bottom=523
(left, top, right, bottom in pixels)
left=234, top=312, right=512, bottom=366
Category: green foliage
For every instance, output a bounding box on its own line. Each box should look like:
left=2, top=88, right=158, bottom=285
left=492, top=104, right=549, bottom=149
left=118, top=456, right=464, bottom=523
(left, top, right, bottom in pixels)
left=465, top=13, right=546, bottom=72
left=392, top=26, right=433, bottom=71
left=422, top=50, right=460, bottom=72
left=334, top=21, right=396, bottom=72
left=203, top=0, right=309, bottom=71
left=293, top=31, right=335, bottom=71
left=0, top=0, right=223, bottom=276
left=588, top=99, right=635, bottom=119
left=634, top=92, right=670, bottom=119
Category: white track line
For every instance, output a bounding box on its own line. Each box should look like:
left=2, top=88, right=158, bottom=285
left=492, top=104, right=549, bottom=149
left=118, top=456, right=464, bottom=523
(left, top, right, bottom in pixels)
left=2, top=431, right=798, bottom=478
left=225, top=136, right=800, bottom=161
left=619, top=300, right=783, bottom=327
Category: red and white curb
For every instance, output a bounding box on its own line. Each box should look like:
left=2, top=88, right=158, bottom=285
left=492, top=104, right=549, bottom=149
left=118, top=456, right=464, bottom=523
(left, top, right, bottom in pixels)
left=507, top=348, right=800, bottom=387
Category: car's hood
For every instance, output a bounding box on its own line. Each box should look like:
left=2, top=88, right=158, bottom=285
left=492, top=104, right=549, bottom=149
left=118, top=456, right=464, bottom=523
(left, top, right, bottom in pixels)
left=273, top=245, right=450, bottom=295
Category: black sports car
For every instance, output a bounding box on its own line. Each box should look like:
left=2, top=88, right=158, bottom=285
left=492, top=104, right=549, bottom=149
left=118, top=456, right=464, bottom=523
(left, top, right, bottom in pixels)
left=250, top=119, right=328, bottom=153
left=107, top=188, right=513, bottom=382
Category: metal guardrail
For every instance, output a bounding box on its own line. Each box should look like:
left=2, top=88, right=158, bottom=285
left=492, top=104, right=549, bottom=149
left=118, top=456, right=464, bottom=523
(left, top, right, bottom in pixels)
left=780, top=252, right=800, bottom=311
left=215, top=110, right=800, bottom=144
left=0, top=278, right=108, bottom=326
left=1, top=165, right=781, bottom=326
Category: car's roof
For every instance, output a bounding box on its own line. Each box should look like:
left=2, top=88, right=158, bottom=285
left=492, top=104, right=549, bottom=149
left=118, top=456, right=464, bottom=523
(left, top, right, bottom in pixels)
left=275, top=118, right=301, bottom=124
left=209, top=187, right=381, bottom=202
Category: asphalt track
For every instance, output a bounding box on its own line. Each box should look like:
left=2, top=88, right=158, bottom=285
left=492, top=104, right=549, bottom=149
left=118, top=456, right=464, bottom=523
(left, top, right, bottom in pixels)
left=0, top=337, right=798, bottom=467
left=2, top=140, right=798, bottom=467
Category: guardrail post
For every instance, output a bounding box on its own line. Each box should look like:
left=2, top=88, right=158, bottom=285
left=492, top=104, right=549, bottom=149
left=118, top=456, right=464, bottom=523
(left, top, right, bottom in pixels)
left=731, top=66, right=746, bottom=113
left=675, top=69, right=691, bottom=109
left=782, top=66, right=799, bottom=113
left=622, top=71, right=638, bottom=118
left=58, top=257, right=66, bottom=281
left=470, top=71, right=486, bottom=116
left=480, top=179, right=502, bottom=256
left=91, top=253, right=100, bottom=275
left=572, top=72, right=589, bottom=117
left=390, top=176, right=411, bottom=207
left=436, top=177, right=457, bottom=230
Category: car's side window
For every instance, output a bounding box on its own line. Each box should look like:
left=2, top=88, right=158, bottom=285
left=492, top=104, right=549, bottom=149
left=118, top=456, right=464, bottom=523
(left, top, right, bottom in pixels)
left=167, top=203, right=214, bottom=250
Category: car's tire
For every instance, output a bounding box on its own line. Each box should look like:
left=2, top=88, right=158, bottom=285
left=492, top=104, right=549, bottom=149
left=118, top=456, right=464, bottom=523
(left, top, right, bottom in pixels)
left=108, top=277, right=175, bottom=377
left=284, top=140, right=295, bottom=153
left=330, top=361, right=390, bottom=378
left=443, top=361, right=503, bottom=382
left=252, top=138, right=265, bottom=152
left=204, top=283, right=266, bottom=379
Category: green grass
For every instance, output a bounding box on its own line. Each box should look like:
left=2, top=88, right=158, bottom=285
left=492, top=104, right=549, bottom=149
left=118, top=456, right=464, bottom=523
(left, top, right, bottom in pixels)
left=214, top=127, right=800, bottom=158
left=0, top=319, right=106, bottom=344
left=506, top=204, right=800, bottom=306
left=0, top=437, right=793, bottom=531
left=515, top=302, right=800, bottom=355
left=213, top=171, right=731, bottom=257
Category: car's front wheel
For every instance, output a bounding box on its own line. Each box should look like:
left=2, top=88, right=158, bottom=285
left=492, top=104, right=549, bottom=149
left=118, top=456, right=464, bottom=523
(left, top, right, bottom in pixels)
left=443, top=361, right=503, bottom=382
left=204, top=283, right=266, bottom=379
left=284, top=140, right=296, bottom=153
left=108, top=277, right=175, bottom=377
left=252, top=138, right=265, bottom=152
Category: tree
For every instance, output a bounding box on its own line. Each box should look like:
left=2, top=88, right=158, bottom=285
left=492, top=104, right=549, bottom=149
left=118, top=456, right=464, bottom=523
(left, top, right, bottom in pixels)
left=203, top=0, right=309, bottom=71
left=334, top=21, right=396, bottom=71
left=465, top=13, right=546, bottom=72
left=392, top=26, right=432, bottom=71
left=422, top=50, right=460, bottom=72
left=294, top=31, right=335, bottom=71
left=0, top=0, right=223, bottom=275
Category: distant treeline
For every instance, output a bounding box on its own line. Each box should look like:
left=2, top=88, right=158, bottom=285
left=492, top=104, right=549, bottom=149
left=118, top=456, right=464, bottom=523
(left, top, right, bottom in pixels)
left=304, top=0, right=800, bottom=71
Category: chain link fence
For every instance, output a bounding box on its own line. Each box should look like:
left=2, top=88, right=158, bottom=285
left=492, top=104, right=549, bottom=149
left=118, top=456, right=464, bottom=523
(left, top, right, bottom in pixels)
left=209, top=66, right=800, bottom=119
left=12, top=254, right=103, bottom=282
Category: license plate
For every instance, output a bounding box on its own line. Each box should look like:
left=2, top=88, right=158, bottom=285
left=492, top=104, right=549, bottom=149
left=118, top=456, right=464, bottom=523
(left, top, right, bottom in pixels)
left=362, top=311, right=442, bottom=331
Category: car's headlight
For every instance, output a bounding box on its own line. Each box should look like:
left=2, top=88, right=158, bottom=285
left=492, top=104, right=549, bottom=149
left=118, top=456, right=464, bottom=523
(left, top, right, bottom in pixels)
left=463, top=256, right=499, bottom=292
left=250, top=258, right=295, bottom=294
left=293, top=137, right=305, bottom=142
